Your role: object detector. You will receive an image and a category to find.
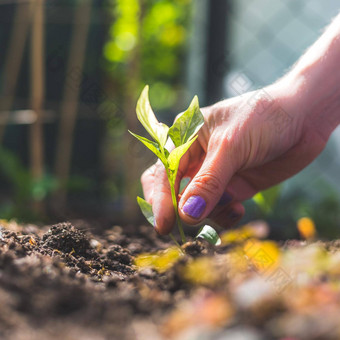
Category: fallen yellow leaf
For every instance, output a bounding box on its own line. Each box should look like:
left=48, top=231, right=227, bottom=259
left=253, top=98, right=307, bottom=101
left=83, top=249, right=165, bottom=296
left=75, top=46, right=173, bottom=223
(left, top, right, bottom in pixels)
left=297, top=217, right=316, bottom=240
left=134, top=247, right=182, bottom=273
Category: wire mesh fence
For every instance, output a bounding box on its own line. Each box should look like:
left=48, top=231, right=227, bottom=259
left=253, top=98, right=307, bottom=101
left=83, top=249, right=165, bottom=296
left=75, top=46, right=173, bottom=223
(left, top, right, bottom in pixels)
left=220, top=0, right=340, bottom=235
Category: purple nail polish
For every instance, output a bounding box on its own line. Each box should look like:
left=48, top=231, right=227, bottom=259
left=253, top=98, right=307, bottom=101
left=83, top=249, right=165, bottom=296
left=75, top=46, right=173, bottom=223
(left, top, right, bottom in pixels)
left=183, top=196, right=206, bottom=219
left=218, top=192, right=233, bottom=205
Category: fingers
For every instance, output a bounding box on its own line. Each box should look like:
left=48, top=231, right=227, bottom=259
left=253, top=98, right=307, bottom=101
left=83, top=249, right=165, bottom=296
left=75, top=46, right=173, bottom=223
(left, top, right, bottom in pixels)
left=141, top=140, right=199, bottom=235
left=141, top=165, right=156, bottom=204
left=208, top=200, right=245, bottom=229
left=142, top=162, right=175, bottom=234
left=151, top=160, right=175, bottom=235
left=141, top=130, right=239, bottom=233
left=151, top=154, right=189, bottom=235
left=178, top=136, right=236, bottom=225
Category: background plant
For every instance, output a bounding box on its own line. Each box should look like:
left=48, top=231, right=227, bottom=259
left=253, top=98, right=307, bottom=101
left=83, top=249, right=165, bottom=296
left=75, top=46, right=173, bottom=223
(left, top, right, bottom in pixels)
left=103, top=0, right=192, bottom=219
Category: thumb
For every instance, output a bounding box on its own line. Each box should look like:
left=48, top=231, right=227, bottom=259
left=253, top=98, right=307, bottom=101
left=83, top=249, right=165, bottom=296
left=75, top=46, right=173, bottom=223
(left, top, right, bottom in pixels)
left=178, top=145, right=235, bottom=225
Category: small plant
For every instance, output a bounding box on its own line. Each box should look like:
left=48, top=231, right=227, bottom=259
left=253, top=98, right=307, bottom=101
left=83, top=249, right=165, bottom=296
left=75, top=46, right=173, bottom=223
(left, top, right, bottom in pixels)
left=130, top=85, right=220, bottom=246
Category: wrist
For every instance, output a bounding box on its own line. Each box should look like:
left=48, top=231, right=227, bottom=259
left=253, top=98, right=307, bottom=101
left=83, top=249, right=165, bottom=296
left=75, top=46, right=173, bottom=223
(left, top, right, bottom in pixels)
left=291, top=68, right=340, bottom=142
left=287, top=15, right=340, bottom=140
left=259, top=74, right=309, bottom=137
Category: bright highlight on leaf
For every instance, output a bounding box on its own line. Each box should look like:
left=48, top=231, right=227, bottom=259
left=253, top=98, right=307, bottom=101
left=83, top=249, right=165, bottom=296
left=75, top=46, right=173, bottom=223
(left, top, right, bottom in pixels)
left=167, top=136, right=197, bottom=171
left=196, top=225, right=221, bottom=245
left=297, top=217, right=316, bottom=240
left=136, top=85, right=169, bottom=147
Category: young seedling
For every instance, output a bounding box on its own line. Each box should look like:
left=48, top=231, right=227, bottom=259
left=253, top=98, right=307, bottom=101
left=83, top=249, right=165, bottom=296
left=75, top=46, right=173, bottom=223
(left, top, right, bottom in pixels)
left=130, top=85, right=221, bottom=246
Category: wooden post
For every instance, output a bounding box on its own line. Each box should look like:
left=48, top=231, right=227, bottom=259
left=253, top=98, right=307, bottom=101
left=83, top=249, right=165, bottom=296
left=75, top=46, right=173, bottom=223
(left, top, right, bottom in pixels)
left=121, top=0, right=144, bottom=222
left=30, top=0, right=45, bottom=213
left=205, top=0, right=231, bottom=105
left=0, top=2, right=34, bottom=142
left=54, top=0, right=92, bottom=208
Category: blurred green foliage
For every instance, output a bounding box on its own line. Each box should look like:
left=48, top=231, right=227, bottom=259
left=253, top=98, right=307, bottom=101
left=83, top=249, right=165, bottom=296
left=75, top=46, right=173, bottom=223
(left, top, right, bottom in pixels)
left=102, top=0, right=193, bottom=206
left=0, top=148, right=58, bottom=221
left=104, top=0, right=192, bottom=111
left=253, top=185, right=281, bottom=215
left=0, top=148, right=95, bottom=222
left=250, top=181, right=340, bottom=239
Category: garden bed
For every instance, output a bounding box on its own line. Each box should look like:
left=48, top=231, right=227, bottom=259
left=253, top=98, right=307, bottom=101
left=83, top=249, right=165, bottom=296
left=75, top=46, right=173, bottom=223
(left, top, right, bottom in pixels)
left=0, top=220, right=340, bottom=339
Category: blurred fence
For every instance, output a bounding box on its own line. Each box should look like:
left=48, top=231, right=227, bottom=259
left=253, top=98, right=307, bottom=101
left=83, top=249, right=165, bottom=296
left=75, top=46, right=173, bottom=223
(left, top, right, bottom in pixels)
left=222, top=0, right=340, bottom=237
left=0, top=0, right=339, bottom=235
left=188, top=0, right=340, bottom=237
left=0, top=0, right=109, bottom=221
left=0, top=0, right=192, bottom=224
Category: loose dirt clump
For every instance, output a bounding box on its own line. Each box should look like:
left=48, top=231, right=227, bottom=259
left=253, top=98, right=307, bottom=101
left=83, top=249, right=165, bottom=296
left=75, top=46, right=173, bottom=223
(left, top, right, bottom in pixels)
left=42, top=222, right=95, bottom=258
left=182, top=239, right=213, bottom=257
left=105, top=244, right=133, bottom=265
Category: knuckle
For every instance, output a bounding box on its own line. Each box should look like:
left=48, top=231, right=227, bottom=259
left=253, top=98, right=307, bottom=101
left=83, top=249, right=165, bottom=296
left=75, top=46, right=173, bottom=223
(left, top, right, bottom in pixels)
left=141, top=165, right=156, bottom=183
left=209, top=129, right=230, bottom=151
left=193, top=172, right=223, bottom=196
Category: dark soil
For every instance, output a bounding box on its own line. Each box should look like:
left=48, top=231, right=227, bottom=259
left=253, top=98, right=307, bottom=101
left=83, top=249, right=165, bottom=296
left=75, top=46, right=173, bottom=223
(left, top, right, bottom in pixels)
left=0, top=221, right=340, bottom=339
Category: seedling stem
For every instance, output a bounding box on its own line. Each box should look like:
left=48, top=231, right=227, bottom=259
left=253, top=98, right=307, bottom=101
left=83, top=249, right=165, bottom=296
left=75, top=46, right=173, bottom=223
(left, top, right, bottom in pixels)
left=165, top=164, right=186, bottom=243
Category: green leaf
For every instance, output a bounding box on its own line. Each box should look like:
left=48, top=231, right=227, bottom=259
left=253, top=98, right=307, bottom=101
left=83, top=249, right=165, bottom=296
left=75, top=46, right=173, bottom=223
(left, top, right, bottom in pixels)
left=253, top=185, right=281, bottom=215
left=196, top=225, right=221, bottom=245
left=167, top=136, right=197, bottom=171
left=137, top=196, right=155, bottom=226
left=129, top=131, right=167, bottom=165
left=168, top=96, right=204, bottom=147
left=136, top=85, right=169, bottom=147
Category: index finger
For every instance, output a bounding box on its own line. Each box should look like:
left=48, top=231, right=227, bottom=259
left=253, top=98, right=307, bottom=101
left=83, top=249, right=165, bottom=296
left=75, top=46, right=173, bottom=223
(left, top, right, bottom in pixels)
left=141, top=164, right=156, bottom=204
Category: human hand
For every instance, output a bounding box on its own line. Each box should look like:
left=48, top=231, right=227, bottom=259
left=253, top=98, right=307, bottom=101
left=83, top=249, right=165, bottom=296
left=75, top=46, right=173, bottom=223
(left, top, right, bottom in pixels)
left=142, top=13, right=340, bottom=235
left=141, top=73, right=336, bottom=235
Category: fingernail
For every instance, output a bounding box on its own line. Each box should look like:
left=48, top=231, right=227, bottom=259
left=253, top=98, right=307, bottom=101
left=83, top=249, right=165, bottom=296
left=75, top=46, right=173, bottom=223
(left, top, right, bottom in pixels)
left=229, top=211, right=240, bottom=221
left=182, top=196, right=206, bottom=219
left=218, top=192, right=233, bottom=205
